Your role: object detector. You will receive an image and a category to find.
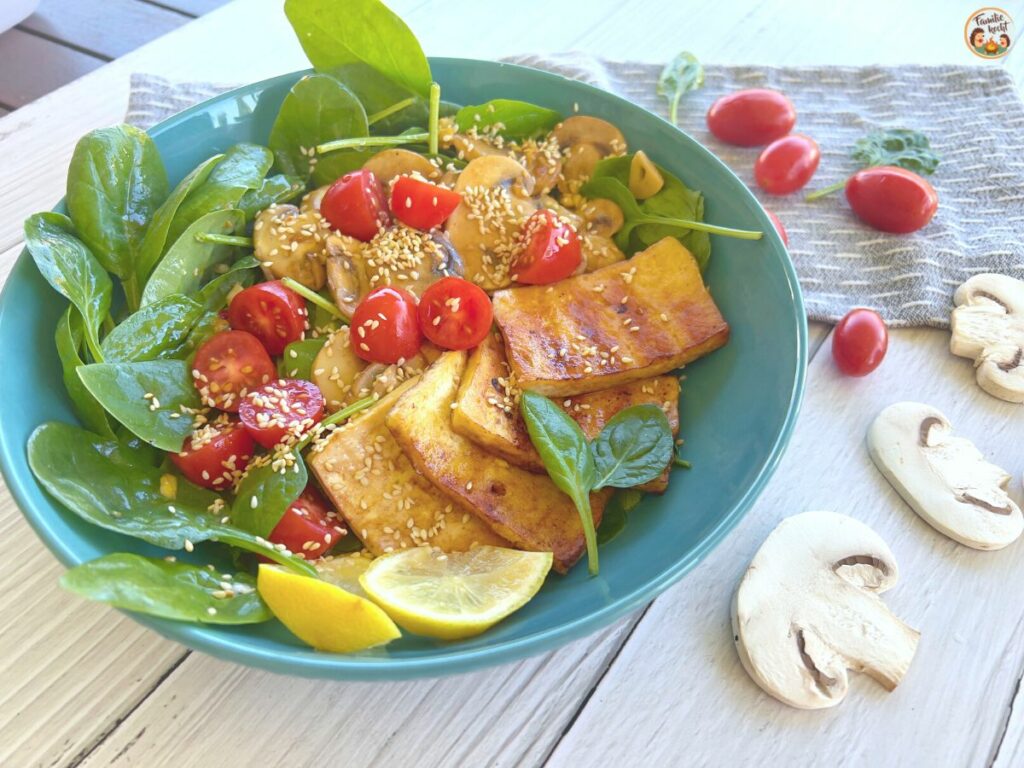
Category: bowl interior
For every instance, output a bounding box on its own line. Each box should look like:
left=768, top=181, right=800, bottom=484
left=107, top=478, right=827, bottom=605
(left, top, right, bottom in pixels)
left=0, top=58, right=806, bottom=679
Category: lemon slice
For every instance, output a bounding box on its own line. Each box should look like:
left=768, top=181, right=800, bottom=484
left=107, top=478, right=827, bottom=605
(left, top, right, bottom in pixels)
left=257, top=564, right=400, bottom=653
left=358, top=546, right=553, bottom=640
left=314, top=551, right=373, bottom=597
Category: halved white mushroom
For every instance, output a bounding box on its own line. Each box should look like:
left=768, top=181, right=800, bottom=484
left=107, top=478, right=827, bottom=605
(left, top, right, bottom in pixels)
left=311, top=330, right=366, bottom=412
left=363, top=148, right=440, bottom=185
left=551, top=116, right=627, bottom=202
left=253, top=204, right=329, bottom=289
left=732, top=511, right=919, bottom=710
left=950, top=273, right=1024, bottom=403
left=324, top=234, right=365, bottom=320
left=868, top=401, right=1022, bottom=550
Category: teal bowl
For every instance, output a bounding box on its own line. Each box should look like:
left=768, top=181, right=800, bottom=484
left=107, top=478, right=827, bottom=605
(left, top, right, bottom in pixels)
left=0, top=58, right=806, bottom=679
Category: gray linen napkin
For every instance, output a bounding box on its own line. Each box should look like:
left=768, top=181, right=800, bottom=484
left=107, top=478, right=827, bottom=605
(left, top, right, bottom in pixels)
left=127, top=56, right=1024, bottom=328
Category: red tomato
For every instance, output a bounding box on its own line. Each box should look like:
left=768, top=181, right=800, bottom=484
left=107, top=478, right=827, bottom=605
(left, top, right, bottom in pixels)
left=418, top=277, right=493, bottom=350
left=350, top=286, right=422, bottom=364
left=320, top=169, right=390, bottom=241
left=390, top=176, right=462, bottom=231
left=192, top=330, right=276, bottom=412
left=170, top=418, right=254, bottom=490
left=766, top=209, right=789, bottom=245
left=238, top=378, right=325, bottom=449
left=755, top=134, right=820, bottom=195
left=227, top=280, right=307, bottom=356
left=512, top=209, right=582, bottom=285
left=845, top=166, right=938, bottom=234
left=267, top=485, right=345, bottom=560
left=706, top=89, right=796, bottom=147
left=832, top=308, right=888, bottom=376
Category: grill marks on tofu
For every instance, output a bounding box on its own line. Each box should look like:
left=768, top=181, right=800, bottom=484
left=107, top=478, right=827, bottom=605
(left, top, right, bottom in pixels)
left=491, top=237, right=729, bottom=397
left=308, top=378, right=508, bottom=557
left=387, top=351, right=610, bottom=574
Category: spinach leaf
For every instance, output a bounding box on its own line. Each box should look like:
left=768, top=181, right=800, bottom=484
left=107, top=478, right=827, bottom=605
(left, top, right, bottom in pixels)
left=237, top=173, right=305, bottom=219
left=136, top=154, right=222, bottom=284
left=232, top=451, right=308, bottom=538
left=657, top=52, right=704, bottom=126
left=591, top=405, right=674, bottom=489
left=77, top=359, right=200, bottom=451
left=597, top=489, right=644, bottom=546
left=65, top=125, right=168, bottom=288
left=269, top=73, right=369, bottom=184
left=851, top=129, right=940, bottom=175
left=329, top=63, right=427, bottom=135
left=455, top=100, right=561, bottom=140
left=24, top=212, right=112, bottom=361
left=197, top=255, right=261, bottom=312
left=140, top=208, right=246, bottom=306
left=61, top=553, right=271, bottom=624
left=278, top=337, right=328, bottom=379
left=284, top=0, right=432, bottom=98
left=179, top=311, right=229, bottom=360
left=28, top=422, right=316, bottom=575
left=100, top=295, right=204, bottom=362
left=56, top=307, right=114, bottom=437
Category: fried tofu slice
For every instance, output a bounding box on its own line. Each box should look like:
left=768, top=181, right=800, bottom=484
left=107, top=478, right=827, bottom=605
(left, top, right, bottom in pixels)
left=387, top=351, right=610, bottom=573
left=452, top=331, right=680, bottom=491
left=308, top=378, right=509, bottom=556
left=492, top=236, right=729, bottom=397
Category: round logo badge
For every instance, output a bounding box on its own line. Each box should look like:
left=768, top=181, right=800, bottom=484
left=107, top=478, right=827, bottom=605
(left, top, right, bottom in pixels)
left=965, top=7, right=1015, bottom=59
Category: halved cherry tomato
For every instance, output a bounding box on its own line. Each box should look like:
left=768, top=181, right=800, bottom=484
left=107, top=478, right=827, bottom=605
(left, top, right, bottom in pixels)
left=418, top=277, right=493, bottom=350
left=227, top=280, right=307, bottom=356
left=192, top=330, right=276, bottom=412
left=238, top=378, right=325, bottom=449
left=170, top=418, right=254, bottom=490
left=832, top=308, right=888, bottom=376
left=845, top=166, right=938, bottom=234
left=755, top=134, right=820, bottom=195
left=320, top=169, right=390, bottom=241
left=350, top=286, right=422, bottom=364
left=766, top=209, right=789, bottom=245
left=268, top=485, right=346, bottom=560
left=707, top=89, right=796, bottom=147
left=512, top=209, right=582, bottom=285
left=390, top=176, right=462, bottom=231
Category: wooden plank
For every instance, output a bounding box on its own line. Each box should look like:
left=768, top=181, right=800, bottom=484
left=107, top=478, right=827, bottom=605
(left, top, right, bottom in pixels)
left=0, top=29, right=104, bottom=109
left=20, top=0, right=189, bottom=59
left=547, top=325, right=1024, bottom=768
left=140, top=0, right=233, bottom=16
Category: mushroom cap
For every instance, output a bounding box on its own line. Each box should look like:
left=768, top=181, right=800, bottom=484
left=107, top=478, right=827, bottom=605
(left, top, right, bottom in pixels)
left=950, top=273, right=1024, bottom=404
left=551, top=116, right=627, bottom=195
left=362, top=149, right=440, bottom=185
left=732, top=511, right=919, bottom=710
left=868, top=401, right=1022, bottom=549
left=311, top=330, right=367, bottom=413
left=252, top=204, right=328, bottom=290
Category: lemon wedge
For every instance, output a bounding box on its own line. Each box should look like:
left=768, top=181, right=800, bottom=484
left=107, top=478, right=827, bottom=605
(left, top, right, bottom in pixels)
left=358, top=546, right=553, bottom=640
left=257, top=564, right=400, bottom=653
left=314, top=551, right=373, bottom=597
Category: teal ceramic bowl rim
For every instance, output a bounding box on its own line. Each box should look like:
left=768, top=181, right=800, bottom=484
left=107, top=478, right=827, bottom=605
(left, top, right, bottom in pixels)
left=0, top=58, right=807, bottom=680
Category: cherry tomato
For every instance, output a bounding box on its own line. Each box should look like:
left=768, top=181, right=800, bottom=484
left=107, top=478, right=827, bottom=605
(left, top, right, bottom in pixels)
left=755, top=134, right=820, bottom=195
left=390, top=176, right=462, bottom=231
left=238, top=378, right=325, bottom=449
left=192, top=330, right=276, bottom=412
left=170, top=418, right=254, bottom=490
left=227, top=280, right=307, bottom=356
left=766, top=209, right=789, bottom=245
left=845, top=166, right=938, bottom=234
left=512, top=209, right=582, bottom=285
left=350, top=286, right=422, bottom=364
left=706, top=89, right=796, bottom=147
left=832, top=308, right=888, bottom=376
left=320, top=169, right=390, bottom=241
left=268, top=485, right=345, bottom=560
left=417, top=277, right=493, bottom=350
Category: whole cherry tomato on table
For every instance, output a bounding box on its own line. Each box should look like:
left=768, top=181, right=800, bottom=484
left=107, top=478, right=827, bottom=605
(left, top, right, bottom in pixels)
left=192, top=330, right=276, bottom=411
left=267, top=484, right=344, bottom=560
left=170, top=419, right=254, bottom=490
left=845, top=166, right=938, bottom=234
left=227, top=280, right=307, bottom=356
left=350, top=286, right=423, bottom=364
left=390, top=176, right=462, bottom=231
left=239, top=378, right=326, bottom=449
left=706, top=89, right=796, bottom=147
left=832, top=308, right=888, bottom=377
left=320, top=169, right=390, bottom=241
left=755, top=134, right=820, bottom=195
left=418, top=277, right=493, bottom=350
left=512, top=209, right=582, bottom=285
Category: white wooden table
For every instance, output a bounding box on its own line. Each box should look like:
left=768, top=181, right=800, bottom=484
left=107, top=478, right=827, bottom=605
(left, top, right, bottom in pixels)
left=1, top=1, right=1022, bottom=765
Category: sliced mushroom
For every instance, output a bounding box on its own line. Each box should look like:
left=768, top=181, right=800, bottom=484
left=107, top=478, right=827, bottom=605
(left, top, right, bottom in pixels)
left=551, top=116, right=627, bottom=201
left=868, top=401, right=1022, bottom=550
left=301, top=186, right=329, bottom=214
left=732, top=510, right=919, bottom=710
left=950, top=273, right=1024, bottom=403
left=312, top=330, right=367, bottom=412
left=324, top=234, right=366, bottom=320
left=579, top=198, right=624, bottom=238
left=363, top=148, right=440, bottom=185
left=350, top=352, right=432, bottom=402
left=438, top=116, right=504, bottom=161
left=515, top=135, right=563, bottom=196
left=629, top=150, right=664, bottom=199
left=253, top=204, right=329, bottom=290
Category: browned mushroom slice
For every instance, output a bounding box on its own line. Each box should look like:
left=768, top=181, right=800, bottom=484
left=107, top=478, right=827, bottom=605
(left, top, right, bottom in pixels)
left=629, top=150, right=664, bottom=199
left=353, top=225, right=464, bottom=299
left=312, top=330, right=367, bottom=412
left=362, top=148, right=441, bottom=185
left=579, top=198, right=624, bottom=237
left=324, top=234, right=366, bottom=320
left=253, top=204, right=329, bottom=290
left=515, top=135, right=564, bottom=195
left=438, top=116, right=505, bottom=161
left=551, top=116, right=628, bottom=203
left=301, top=185, right=330, bottom=214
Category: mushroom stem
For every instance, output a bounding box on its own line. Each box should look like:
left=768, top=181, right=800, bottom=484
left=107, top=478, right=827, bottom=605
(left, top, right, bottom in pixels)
left=428, top=82, right=441, bottom=156
left=280, top=277, right=348, bottom=324
left=367, top=96, right=418, bottom=127
left=316, top=133, right=430, bottom=155
left=195, top=232, right=253, bottom=248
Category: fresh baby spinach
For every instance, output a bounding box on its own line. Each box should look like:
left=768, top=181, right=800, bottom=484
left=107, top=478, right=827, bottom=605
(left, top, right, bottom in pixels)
left=100, top=295, right=204, bottom=362
left=591, top=405, right=674, bottom=489
left=55, top=307, right=114, bottom=437
left=196, top=255, right=261, bottom=313
left=237, top=173, right=305, bottom=220
left=454, top=99, right=561, bottom=140
left=61, top=553, right=272, bottom=624
left=278, top=337, right=328, bottom=379
left=806, top=128, right=940, bottom=200
left=232, top=452, right=309, bottom=538
left=657, top=52, right=704, bottom=126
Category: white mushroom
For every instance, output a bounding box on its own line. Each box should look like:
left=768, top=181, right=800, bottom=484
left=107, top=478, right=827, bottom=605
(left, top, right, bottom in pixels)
left=253, top=204, right=329, bottom=289
left=731, top=511, right=919, bottom=710
left=950, top=273, right=1024, bottom=403
left=868, top=401, right=1022, bottom=550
